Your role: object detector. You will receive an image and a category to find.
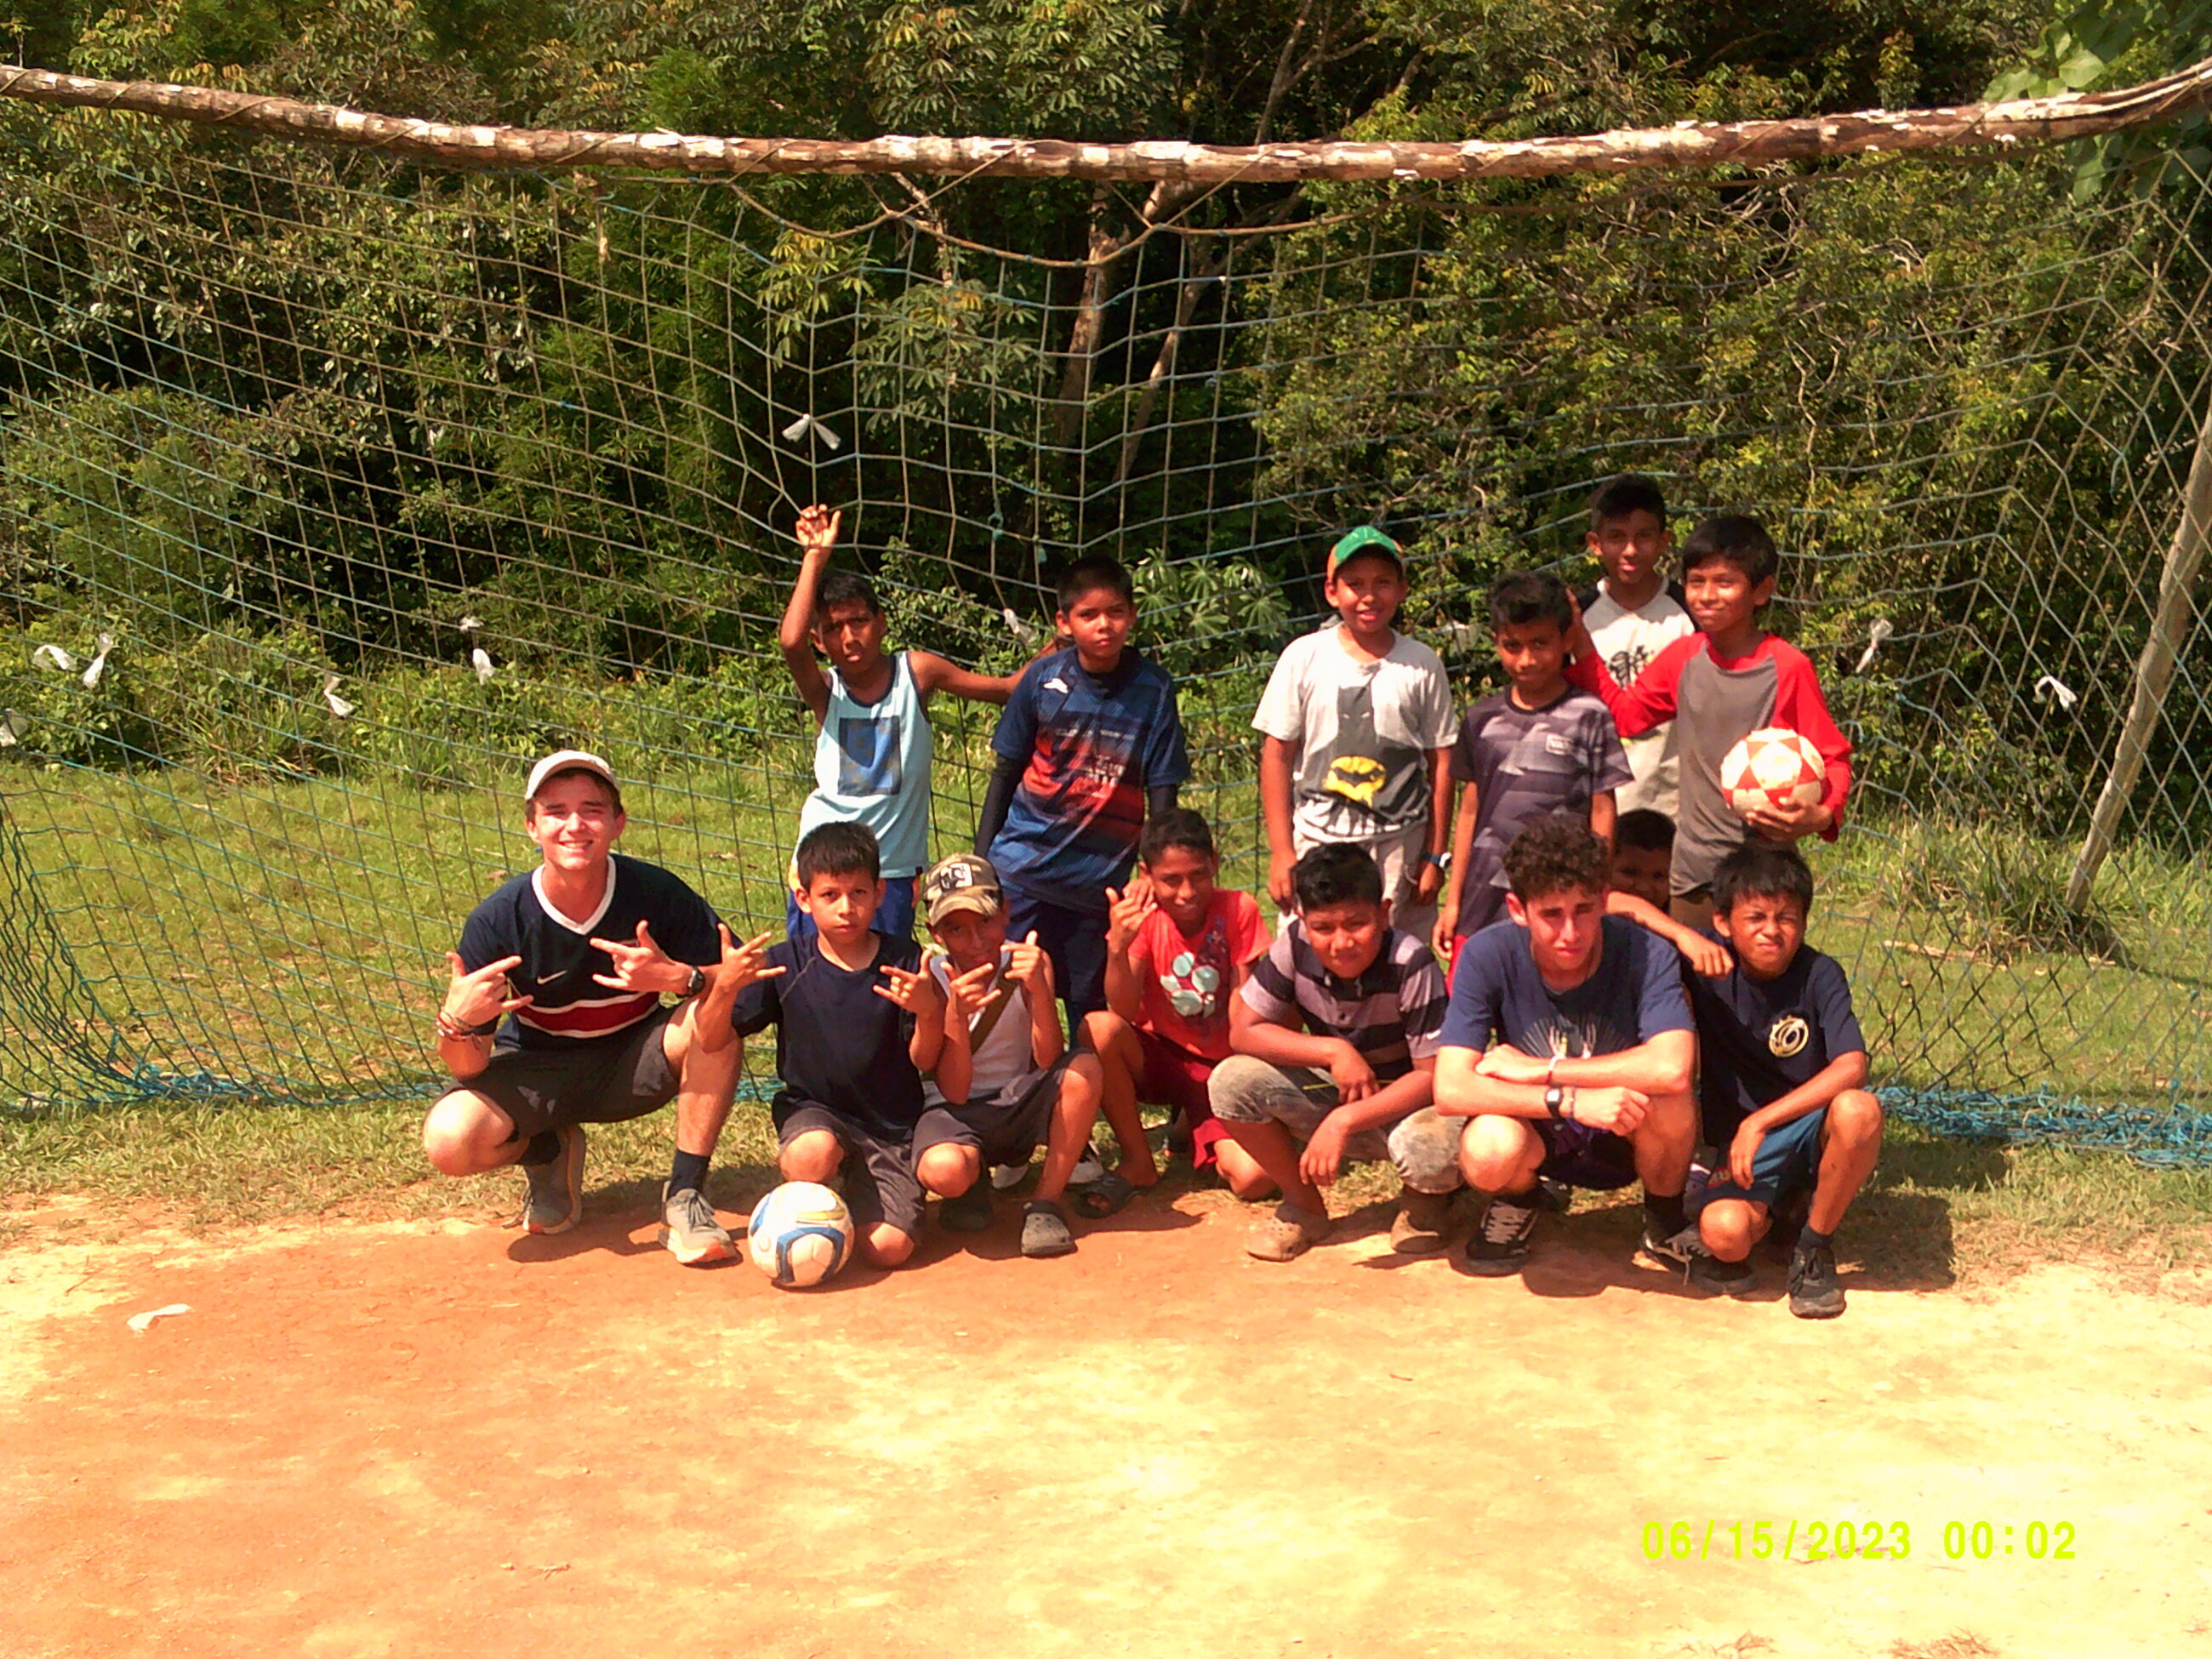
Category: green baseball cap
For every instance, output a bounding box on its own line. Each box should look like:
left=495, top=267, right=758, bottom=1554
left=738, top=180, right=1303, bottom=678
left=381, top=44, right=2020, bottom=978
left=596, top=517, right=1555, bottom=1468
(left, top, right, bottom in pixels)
left=1327, top=526, right=1405, bottom=579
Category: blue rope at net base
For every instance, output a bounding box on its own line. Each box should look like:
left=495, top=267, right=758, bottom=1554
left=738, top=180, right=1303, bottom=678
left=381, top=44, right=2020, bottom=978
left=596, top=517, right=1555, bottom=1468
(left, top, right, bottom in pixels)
left=1879, top=1086, right=2212, bottom=1170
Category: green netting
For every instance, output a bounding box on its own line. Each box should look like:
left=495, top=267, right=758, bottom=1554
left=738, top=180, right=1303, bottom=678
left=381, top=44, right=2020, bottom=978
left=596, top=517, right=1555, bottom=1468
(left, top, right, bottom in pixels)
left=3, top=94, right=2212, bottom=1161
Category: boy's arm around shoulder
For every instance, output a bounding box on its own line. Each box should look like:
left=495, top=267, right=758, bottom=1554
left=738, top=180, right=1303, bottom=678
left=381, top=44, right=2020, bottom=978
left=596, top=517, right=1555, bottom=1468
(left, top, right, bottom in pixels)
left=1605, top=890, right=1732, bottom=977
left=909, top=650, right=1018, bottom=705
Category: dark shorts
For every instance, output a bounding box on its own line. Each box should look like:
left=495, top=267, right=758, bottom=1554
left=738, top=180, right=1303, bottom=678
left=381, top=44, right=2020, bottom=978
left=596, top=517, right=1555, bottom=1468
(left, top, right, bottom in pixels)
left=773, top=1101, right=922, bottom=1239
left=914, top=1056, right=1073, bottom=1169
left=1535, top=1114, right=1640, bottom=1191
left=443, top=1008, right=680, bottom=1143
left=787, top=875, right=917, bottom=942
left=1003, top=884, right=1109, bottom=1025
left=1135, top=1029, right=1227, bottom=1168
left=1697, top=1109, right=1827, bottom=1212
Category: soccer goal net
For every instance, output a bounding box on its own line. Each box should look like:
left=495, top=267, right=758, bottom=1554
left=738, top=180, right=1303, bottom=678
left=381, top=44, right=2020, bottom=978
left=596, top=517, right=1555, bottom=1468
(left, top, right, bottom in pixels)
left=3, top=68, right=2211, bottom=1163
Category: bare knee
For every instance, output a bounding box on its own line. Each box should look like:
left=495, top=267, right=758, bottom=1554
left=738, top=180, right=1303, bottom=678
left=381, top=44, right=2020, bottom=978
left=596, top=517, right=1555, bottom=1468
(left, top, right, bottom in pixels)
left=1698, top=1199, right=1765, bottom=1263
left=861, top=1225, right=915, bottom=1268
left=1459, top=1116, right=1540, bottom=1192
left=1828, top=1089, right=1884, bottom=1146
left=421, top=1094, right=510, bottom=1177
left=781, top=1131, right=843, bottom=1183
left=916, top=1143, right=979, bottom=1197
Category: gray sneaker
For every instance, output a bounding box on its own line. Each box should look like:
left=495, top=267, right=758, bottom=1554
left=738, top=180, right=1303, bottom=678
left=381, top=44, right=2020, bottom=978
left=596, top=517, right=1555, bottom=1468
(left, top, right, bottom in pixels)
left=520, top=1124, right=585, bottom=1234
left=1247, top=1201, right=1333, bottom=1262
left=658, top=1182, right=736, bottom=1265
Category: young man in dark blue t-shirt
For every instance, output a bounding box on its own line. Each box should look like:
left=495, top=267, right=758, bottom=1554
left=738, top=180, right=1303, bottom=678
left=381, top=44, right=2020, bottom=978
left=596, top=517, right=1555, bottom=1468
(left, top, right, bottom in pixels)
left=1687, top=845, right=1883, bottom=1318
left=974, top=556, right=1189, bottom=1027
left=423, top=750, right=781, bottom=1266
left=1434, top=814, right=1700, bottom=1279
left=701, top=821, right=949, bottom=1270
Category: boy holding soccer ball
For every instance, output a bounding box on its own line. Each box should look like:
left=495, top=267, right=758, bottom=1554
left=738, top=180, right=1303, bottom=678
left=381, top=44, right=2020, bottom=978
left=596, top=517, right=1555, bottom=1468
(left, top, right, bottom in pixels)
left=1565, top=514, right=1851, bottom=932
left=1685, top=845, right=1884, bottom=1318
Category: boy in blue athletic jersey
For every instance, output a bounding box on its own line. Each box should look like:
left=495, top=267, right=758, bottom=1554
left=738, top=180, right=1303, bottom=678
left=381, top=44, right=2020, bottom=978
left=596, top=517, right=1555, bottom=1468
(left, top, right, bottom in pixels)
left=779, top=504, right=1018, bottom=938
left=423, top=750, right=783, bottom=1266
left=1686, top=844, right=1884, bottom=1318
left=700, top=820, right=950, bottom=1270
left=973, top=555, right=1190, bottom=1026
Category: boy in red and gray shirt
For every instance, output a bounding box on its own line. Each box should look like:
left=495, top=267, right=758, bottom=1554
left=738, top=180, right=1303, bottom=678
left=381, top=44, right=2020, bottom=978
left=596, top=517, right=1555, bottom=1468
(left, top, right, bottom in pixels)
left=1565, top=513, right=1851, bottom=932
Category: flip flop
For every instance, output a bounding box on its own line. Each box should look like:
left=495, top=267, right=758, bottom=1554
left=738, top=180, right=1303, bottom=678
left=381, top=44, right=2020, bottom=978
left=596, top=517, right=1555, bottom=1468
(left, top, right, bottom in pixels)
left=1068, top=1170, right=1137, bottom=1220
left=1021, top=1199, right=1076, bottom=1258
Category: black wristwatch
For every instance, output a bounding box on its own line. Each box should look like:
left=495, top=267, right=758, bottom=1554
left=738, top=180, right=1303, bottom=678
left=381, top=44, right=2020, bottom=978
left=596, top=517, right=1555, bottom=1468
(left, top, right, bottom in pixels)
left=682, top=964, right=707, bottom=999
left=1543, top=1084, right=1566, bottom=1120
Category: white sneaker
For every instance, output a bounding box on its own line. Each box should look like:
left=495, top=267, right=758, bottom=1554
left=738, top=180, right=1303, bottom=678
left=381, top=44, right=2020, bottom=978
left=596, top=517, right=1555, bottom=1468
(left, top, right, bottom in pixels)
left=1070, top=1150, right=1105, bottom=1187
left=989, top=1163, right=1032, bottom=1192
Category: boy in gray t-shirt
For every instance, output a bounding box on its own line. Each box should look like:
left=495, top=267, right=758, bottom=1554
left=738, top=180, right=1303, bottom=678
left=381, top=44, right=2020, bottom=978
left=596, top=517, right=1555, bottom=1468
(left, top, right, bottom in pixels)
left=1435, top=572, right=1632, bottom=972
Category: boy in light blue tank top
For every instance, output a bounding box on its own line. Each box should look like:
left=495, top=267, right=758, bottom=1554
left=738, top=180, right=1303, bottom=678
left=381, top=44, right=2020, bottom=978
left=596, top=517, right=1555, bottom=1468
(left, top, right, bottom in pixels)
left=779, top=505, right=1019, bottom=938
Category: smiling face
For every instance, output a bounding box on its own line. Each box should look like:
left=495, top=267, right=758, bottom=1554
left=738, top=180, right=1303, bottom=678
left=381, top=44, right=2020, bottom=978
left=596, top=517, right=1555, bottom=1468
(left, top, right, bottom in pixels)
left=1684, top=557, right=1776, bottom=645
left=812, top=598, right=888, bottom=679
left=526, top=772, right=624, bottom=874
left=1713, top=890, right=1806, bottom=981
left=1056, top=585, right=1135, bottom=671
left=1491, top=616, right=1569, bottom=703
left=1506, top=881, right=1606, bottom=985
left=1588, top=508, right=1672, bottom=596
left=797, top=866, right=885, bottom=948
left=1324, top=554, right=1407, bottom=641
left=928, top=905, right=1009, bottom=974
left=1142, top=844, right=1218, bottom=932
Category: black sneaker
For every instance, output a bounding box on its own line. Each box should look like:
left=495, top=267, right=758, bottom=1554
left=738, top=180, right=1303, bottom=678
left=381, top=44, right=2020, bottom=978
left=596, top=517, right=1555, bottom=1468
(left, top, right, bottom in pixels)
left=1530, top=1175, right=1575, bottom=1214
left=1640, top=1216, right=1707, bottom=1271
left=939, top=1185, right=994, bottom=1232
left=1459, top=1193, right=1540, bottom=1276
left=1788, top=1240, right=1846, bottom=1319
left=1689, top=1252, right=1757, bottom=1298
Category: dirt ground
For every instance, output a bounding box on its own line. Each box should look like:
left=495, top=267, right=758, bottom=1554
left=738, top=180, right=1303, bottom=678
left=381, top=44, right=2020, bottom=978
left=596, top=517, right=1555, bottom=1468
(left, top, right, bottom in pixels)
left=4, top=1189, right=2211, bottom=1659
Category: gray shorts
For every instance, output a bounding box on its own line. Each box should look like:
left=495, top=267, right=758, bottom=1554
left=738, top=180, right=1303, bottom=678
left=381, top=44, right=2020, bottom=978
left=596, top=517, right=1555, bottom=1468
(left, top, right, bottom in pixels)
left=440, top=1007, right=680, bottom=1143
left=1207, top=1054, right=1461, bottom=1194
left=773, top=1101, right=922, bottom=1239
left=915, top=1057, right=1072, bottom=1169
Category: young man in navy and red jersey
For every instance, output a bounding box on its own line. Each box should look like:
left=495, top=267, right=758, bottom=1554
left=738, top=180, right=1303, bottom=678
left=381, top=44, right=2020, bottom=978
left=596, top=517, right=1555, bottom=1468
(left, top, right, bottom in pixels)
left=1565, top=513, right=1851, bottom=933
left=421, top=750, right=779, bottom=1266
left=974, top=555, right=1190, bottom=1028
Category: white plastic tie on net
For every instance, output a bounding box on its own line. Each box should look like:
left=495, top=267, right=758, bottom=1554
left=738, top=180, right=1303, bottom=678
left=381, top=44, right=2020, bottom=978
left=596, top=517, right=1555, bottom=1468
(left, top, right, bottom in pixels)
left=80, top=632, right=116, bottom=689
left=459, top=614, right=483, bottom=633
left=780, top=413, right=843, bottom=451
left=0, top=710, right=22, bottom=747
left=2033, top=674, right=2078, bottom=711
left=31, top=643, right=75, bottom=672
left=322, top=673, right=356, bottom=719
left=472, top=647, right=496, bottom=684
left=1001, top=607, right=1039, bottom=648
left=1854, top=618, right=1893, bottom=674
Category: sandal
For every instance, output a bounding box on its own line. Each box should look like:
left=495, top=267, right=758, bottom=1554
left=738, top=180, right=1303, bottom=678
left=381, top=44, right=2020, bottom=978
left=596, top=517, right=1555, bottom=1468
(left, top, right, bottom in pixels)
left=1021, top=1199, right=1076, bottom=1258
left=1069, top=1170, right=1137, bottom=1220
left=938, top=1186, right=994, bottom=1232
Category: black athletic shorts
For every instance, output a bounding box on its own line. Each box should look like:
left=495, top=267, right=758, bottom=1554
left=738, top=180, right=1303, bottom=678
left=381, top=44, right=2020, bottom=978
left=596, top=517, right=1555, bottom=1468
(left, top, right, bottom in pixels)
left=774, top=1101, right=922, bottom=1240
left=443, top=1007, right=680, bottom=1143
left=912, top=1057, right=1072, bottom=1170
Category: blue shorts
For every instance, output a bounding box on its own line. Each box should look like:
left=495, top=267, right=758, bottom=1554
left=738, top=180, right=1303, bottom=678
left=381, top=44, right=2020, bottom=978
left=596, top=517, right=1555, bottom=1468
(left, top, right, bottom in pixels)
left=1697, top=1109, right=1826, bottom=1212
left=786, top=873, right=918, bottom=942
left=1002, top=883, right=1109, bottom=1026
left=1534, top=1115, right=1640, bottom=1190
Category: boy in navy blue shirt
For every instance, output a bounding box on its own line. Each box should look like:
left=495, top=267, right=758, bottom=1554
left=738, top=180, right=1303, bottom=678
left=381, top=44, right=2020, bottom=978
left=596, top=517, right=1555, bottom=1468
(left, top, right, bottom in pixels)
left=974, top=556, right=1190, bottom=1026
left=1687, top=845, right=1884, bottom=1318
left=701, top=821, right=949, bottom=1269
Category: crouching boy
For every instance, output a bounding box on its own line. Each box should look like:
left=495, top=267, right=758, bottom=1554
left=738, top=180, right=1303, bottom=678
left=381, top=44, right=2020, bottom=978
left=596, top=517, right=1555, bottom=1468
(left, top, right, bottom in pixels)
left=910, top=852, right=1121, bottom=1260
left=1689, top=845, right=1883, bottom=1317
left=1208, top=842, right=1462, bottom=1261
left=700, top=822, right=947, bottom=1269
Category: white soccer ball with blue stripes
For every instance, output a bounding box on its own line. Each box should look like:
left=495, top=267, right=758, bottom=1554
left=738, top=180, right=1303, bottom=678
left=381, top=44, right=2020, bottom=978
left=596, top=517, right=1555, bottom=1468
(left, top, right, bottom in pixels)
left=746, top=1181, right=855, bottom=1288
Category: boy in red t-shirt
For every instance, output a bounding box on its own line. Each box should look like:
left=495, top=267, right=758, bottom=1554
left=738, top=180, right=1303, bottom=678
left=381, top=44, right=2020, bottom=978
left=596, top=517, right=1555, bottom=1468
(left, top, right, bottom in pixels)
left=1081, top=808, right=1274, bottom=1198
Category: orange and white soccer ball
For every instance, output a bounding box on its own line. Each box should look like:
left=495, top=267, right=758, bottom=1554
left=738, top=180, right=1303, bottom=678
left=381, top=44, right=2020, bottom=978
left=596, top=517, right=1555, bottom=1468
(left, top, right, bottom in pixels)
left=1719, top=727, right=1827, bottom=820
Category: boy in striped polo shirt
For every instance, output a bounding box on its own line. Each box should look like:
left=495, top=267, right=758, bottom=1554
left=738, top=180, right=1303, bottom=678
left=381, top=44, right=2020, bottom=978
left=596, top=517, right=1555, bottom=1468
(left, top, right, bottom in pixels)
left=1208, top=842, right=1462, bottom=1262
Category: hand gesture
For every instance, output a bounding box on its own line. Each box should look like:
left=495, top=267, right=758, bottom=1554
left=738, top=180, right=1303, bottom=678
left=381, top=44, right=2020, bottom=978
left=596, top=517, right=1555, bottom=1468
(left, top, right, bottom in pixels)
left=714, top=924, right=785, bottom=997
left=875, top=961, right=941, bottom=1016
left=1328, top=1039, right=1379, bottom=1106
left=442, top=952, right=531, bottom=1029
left=1679, top=930, right=1735, bottom=978
left=1741, top=797, right=1831, bottom=843
left=1267, top=847, right=1297, bottom=912
left=795, top=503, right=841, bottom=561
left=1728, top=1120, right=1767, bottom=1190
left=1004, top=929, right=1053, bottom=995
left=1473, top=1044, right=1549, bottom=1086
left=1299, top=1112, right=1354, bottom=1188
left=590, top=920, right=687, bottom=995
left=1571, top=1086, right=1650, bottom=1136
left=944, top=958, right=999, bottom=1026
left=1105, top=878, right=1155, bottom=954
left=1564, top=587, right=1595, bottom=662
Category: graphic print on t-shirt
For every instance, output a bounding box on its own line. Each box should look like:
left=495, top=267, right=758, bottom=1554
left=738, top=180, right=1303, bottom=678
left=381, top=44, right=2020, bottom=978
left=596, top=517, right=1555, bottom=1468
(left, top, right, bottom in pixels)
left=1157, top=918, right=1231, bottom=1023
left=1514, top=1006, right=1637, bottom=1067
left=835, top=714, right=901, bottom=796
left=1312, top=681, right=1422, bottom=824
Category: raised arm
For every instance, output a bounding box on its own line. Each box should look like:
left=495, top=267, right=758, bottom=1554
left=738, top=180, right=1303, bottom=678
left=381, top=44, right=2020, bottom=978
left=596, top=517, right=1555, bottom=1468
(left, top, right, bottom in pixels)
left=778, top=505, right=841, bottom=727
left=1102, top=877, right=1155, bottom=1025
left=1564, top=627, right=1690, bottom=742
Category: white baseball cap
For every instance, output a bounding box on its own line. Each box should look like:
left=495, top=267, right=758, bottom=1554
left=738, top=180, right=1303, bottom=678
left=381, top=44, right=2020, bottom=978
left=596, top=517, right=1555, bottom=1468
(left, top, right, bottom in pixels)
left=525, top=749, right=618, bottom=803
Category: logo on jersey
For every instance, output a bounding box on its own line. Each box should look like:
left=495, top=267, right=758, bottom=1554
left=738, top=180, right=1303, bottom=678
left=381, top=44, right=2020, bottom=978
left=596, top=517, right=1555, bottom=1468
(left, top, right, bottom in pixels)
left=1768, top=1014, right=1810, bottom=1058
left=1322, top=754, right=1388, bottom=806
